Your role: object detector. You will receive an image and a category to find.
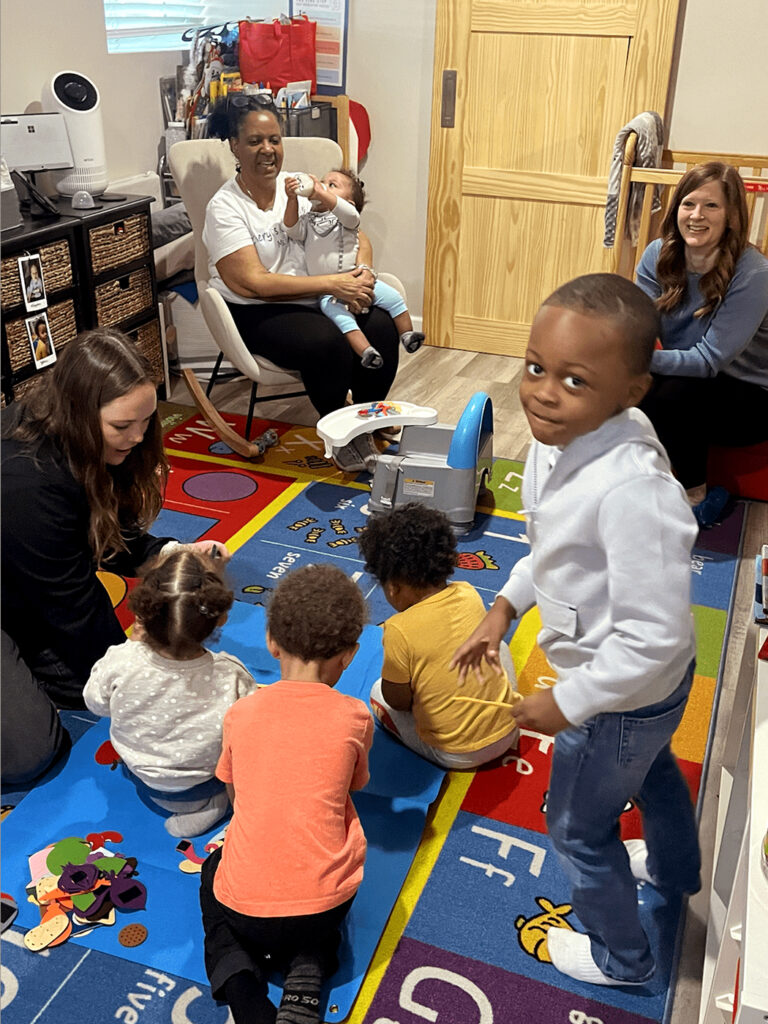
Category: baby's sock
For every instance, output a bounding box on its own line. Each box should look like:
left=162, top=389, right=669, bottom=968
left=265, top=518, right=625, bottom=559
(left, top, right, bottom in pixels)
left=361, top=346, right=383, bottom=369
left=400, top=330, right=425, bottom=353
left=623, top=839, right=656, bottom=885
left=158, top=790, right=231, bottom=838
left=276, top=953, right=325, bottom=1023
left=546, top=928, right=647, bottom=986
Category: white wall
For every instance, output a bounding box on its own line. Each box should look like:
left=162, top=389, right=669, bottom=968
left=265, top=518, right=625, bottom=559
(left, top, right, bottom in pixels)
left=667, top=0, right=768, bottom=152
left=346, top=0, right=437, bottom=322
left=0, top=0, right=179, bottom=185
left=2, top=0, right=765, bottom=321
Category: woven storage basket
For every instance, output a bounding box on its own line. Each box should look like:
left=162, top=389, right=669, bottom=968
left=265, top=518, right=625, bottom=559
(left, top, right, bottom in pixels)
left=4, top=300, right=77, bottom=373
left=88, top=214, right=150, bottom=276
left=95, top=268, right=153, bottom=327
left=1, top=240, right=74, bottom=311
left=129, top=318, right=164, bottom=381
left=12, top=374, right=46, bottom=403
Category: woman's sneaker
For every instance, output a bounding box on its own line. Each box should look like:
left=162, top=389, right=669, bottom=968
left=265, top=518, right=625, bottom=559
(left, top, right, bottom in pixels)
left=331, top=433, right=379, bottom=473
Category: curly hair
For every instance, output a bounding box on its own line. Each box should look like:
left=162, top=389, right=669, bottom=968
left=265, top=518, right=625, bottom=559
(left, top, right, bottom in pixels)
left=6, top=328, right=167, bottom=564
left=332, top=168, right=366, bottom=212
left=656, top=162, right=749, bottom=319
left=129, top=548, right=233, bottom=658
left=357, top=503, right=457, bottom=588
left=267, top=564, right=366, bottom=662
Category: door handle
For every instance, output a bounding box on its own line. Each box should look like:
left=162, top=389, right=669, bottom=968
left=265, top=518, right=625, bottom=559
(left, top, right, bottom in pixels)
left=441, top=70, right=457, bottom=128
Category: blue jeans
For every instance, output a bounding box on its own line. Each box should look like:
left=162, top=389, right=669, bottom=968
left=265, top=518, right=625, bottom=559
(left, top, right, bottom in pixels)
left=546, top=661, right=700, bottom=982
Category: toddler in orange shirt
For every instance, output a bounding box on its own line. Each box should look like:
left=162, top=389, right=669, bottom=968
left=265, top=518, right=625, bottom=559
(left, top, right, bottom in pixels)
left=199, top=564, right=373, bottom=1024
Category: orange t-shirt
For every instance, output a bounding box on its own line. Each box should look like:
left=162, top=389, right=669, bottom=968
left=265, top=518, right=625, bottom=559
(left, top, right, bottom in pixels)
left=214, top=680, right=373, bottom=917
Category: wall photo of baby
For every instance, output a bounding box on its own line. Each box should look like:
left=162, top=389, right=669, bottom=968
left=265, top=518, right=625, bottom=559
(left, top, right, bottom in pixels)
left=18, top=254, right=47, bottom=313
left=25, top=312, right=56, bottom=369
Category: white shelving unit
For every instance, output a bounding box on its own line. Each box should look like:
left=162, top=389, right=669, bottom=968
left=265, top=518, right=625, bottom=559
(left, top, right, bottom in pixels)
left=700, top=626, right=768, bottom=1023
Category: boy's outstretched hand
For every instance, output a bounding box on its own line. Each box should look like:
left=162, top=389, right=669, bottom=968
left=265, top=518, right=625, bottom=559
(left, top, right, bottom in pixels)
left=450, top=598, right=514, bottom=685
left=511, top=689, right=570, bottom=735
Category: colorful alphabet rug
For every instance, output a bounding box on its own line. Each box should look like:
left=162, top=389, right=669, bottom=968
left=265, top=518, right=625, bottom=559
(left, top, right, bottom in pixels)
left=1, top=408, right=745, bottom=1024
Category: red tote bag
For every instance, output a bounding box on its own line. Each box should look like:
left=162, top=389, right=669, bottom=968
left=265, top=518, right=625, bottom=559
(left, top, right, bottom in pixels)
left=238, top=16, right=317, bottom=93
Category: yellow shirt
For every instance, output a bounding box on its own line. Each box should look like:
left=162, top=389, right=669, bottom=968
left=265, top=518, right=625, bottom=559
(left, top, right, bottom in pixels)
left=382, top=581, right=520, bottom=752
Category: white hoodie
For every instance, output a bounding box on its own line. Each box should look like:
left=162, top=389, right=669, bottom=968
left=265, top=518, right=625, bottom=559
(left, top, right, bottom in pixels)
left=499, top=408, right=698, bottom=726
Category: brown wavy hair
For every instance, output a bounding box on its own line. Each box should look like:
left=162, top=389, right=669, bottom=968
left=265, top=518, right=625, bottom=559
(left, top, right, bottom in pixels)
left=8, top=328, right=168, bottom=563
left=656, top=162, right=749, bottom=319
left=129, top=548, right=233, bottom=658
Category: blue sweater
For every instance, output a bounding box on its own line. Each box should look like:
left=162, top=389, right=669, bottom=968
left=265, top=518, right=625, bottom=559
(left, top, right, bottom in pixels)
left=636, top=239, right=768, bottom=387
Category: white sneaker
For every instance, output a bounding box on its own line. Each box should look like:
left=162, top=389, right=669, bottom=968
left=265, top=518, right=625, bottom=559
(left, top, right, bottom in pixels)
left=547, top=928, right=649, bottom=987
left=623, top=839, right=656, bottom=885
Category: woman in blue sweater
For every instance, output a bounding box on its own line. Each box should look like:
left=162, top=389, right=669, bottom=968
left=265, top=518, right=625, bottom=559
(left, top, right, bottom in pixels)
left=635, top=162, right=768, bottom=524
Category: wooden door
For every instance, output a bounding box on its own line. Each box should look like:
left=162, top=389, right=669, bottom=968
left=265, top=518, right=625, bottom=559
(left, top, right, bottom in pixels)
left=424, top=0, right=681, bottom=355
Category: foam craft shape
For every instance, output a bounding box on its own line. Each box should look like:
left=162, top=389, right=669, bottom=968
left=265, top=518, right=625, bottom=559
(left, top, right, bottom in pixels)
left=46, top=836, right=91, bottom=874
left=23, top=906, right=71, bottom=952
left=71, top=891, right=97, bottom=911
left=316, top=400, right=438, bottom=455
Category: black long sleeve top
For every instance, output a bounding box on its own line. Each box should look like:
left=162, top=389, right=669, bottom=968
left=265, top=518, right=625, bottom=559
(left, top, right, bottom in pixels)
left=1, top=407, right=171, bottom=685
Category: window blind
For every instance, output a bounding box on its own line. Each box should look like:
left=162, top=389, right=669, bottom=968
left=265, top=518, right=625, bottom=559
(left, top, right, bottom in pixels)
left=103, top=1, right=282, bottom=54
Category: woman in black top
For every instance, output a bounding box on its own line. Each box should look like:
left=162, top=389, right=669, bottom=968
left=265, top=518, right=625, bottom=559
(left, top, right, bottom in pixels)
left=1, top=329, right=214, bottom=780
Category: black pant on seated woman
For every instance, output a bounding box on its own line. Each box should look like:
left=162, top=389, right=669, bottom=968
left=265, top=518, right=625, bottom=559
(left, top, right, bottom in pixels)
left=228, top=303, right=399, bottom=417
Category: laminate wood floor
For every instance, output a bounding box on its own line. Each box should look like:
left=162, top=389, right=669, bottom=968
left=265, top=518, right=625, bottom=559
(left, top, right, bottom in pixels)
left=167, top=345, right=766, bottom=1022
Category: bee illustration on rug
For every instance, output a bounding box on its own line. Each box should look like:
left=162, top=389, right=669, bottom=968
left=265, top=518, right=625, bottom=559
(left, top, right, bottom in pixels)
left=515, top=896, right=576, bottom=962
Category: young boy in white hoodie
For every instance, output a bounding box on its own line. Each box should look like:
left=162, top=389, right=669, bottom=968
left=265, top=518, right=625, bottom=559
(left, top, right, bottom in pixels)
left=452, top=273, right=701, bottom=988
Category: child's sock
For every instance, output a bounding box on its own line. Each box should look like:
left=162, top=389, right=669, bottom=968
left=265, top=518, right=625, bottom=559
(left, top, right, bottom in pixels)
left=623, top=839, right=656, bottom=885
left=158, top=790, right=231, bottom=838
left=276, top=953, right=325, bottom=1023
left=400, top=330, right=425, bottom=353
left=361, top=346, right=384, bottom=369
left=546, top=928, right=648, bottom=986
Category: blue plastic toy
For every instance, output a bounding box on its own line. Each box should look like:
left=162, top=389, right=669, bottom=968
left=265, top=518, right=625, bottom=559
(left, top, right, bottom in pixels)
left=367, top=391, right=493, bottom=533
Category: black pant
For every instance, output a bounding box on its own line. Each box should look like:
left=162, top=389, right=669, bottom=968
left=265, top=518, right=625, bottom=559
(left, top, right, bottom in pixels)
left=199, top=845, right=354, bottom=1022
left=639, top=373, right=768, bottom=488
left=1, top=630, right=70, bottom=785
left=227, top=302, right=399, bottom=417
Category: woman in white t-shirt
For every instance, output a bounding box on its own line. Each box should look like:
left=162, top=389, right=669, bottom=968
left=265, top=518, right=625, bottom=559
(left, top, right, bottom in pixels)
left=203, top=97, right=399, bottom=453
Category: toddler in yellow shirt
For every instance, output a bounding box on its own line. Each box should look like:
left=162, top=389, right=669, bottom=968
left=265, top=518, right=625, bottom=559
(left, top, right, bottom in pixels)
left=358, top=503, right=520, bottom=768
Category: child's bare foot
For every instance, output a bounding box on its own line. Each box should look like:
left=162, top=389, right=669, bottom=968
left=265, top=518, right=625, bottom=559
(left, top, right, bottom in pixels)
left=361, top=346, right=384, bottom=369
left=400, top=330, right=425, bottom=353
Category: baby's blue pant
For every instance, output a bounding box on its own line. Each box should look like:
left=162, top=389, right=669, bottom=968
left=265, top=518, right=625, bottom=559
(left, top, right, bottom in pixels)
left=546, top=660, right=700, bottom=982
left=320, top=281, right=407, bottom=335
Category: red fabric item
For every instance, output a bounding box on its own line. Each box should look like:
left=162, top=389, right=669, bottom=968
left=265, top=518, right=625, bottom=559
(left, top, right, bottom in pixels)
left=707, top=440, right=768, bottom=501
left=239, top=16, right=317, bottom=93
left=349, top=100, right=371, bottom=162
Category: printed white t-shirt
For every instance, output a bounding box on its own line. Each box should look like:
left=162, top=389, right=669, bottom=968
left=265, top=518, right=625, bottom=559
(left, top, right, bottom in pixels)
left=202, top=173, right=313, bottom=305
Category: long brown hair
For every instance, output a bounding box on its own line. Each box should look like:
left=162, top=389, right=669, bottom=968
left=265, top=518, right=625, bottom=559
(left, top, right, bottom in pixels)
left=8, top=328, right=168, bottom=563
left=656, top=162, right=749, bottom=319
